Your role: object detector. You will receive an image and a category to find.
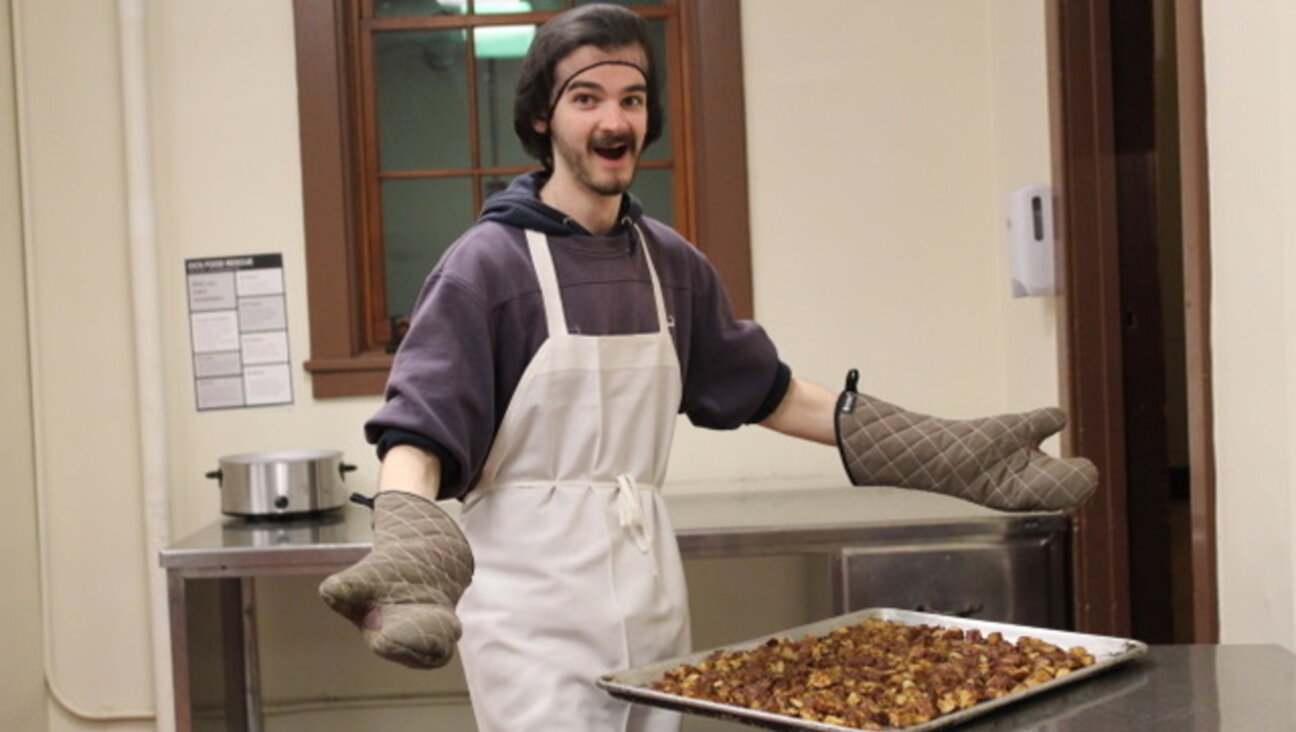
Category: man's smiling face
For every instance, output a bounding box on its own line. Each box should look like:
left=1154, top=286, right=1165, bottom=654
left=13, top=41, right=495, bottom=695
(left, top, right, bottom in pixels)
left=537, top=44, right=650, bottom=200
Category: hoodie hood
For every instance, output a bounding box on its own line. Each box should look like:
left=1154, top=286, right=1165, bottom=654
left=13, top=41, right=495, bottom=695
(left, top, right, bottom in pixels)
left=478, top=170, right=644, bottom=237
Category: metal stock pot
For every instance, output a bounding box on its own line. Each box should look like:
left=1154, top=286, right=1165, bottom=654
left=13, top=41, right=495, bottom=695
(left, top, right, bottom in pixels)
left=205, top=449, right=355, bottom=518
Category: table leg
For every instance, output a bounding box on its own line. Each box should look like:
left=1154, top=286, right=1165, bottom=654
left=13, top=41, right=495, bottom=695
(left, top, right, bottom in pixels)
left=167, top=571, right=193, bottom=732
left=240, top=577, right=264, bottom=730
left=219, top=577, right=263, bottom=731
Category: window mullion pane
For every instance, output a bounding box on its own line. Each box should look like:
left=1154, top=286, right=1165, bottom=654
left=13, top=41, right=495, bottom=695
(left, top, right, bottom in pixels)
left=465, top=23, right=483, bottom=214
left=382, top=178, right=476, bottom=318
left=358, top=26, right=391, bottom=348
left=664, top=9, right=691, bottom=239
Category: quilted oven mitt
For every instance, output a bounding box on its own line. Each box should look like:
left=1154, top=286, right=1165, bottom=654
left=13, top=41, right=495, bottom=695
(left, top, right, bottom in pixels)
left=319, top=491, right=474, bottom=669
left=835, top=369, right=1098, bottom=511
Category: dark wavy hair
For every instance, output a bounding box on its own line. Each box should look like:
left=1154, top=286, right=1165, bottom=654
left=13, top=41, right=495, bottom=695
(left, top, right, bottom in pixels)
left=514, top=3, right=662, bottom=168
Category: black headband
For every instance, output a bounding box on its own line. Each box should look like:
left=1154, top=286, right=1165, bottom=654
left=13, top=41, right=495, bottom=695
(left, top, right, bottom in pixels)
left=545, top=59, right=649, bottom=124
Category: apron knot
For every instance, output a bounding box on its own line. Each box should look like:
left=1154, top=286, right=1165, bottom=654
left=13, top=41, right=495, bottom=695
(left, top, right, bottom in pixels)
left=615, top=474, right=654, bottom=557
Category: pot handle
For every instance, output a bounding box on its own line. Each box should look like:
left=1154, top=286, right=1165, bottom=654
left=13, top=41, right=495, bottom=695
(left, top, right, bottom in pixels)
left=205, top=469, right=222, bottom=485
left=339, top=462, right=357, bottom=480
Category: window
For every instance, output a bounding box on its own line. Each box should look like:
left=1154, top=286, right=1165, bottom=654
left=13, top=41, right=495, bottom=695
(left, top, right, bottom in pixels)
left=293, top=0, right=752, bottom=397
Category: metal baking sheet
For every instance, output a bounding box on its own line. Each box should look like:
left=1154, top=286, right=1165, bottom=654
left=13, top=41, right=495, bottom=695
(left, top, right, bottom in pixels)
left=597, top=608, right=1148, bottom=731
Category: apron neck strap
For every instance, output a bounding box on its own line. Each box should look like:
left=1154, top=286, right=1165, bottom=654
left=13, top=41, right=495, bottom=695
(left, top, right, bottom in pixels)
left=524, top=225, right=671, bottom=336
left=525, top=229, right=568, bottom=337
left=634, top=223, right=671, bottom=333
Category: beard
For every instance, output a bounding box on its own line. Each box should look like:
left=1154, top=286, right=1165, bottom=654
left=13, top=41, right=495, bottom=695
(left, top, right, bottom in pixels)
left=552, top=131, right=640, bottom=197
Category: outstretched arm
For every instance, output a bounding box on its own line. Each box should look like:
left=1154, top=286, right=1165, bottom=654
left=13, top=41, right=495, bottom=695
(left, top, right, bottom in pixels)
left=763, top=369, right=1098, bottom=511
left=834, top=368, right=1098, bottom=511
left=318, top=443, right=473, bottom=669
left=378, top=444, right=443, bottom=501
left=760, top=377, right=838, bottom=445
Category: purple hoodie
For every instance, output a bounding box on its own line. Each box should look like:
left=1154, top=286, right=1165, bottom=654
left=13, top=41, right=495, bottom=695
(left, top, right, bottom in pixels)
left=366, top=171, right=790, bottom=499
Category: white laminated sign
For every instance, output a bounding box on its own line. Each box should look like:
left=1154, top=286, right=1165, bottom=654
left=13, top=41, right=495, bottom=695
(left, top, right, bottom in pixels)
left=185, top=254, right=293, bottom=410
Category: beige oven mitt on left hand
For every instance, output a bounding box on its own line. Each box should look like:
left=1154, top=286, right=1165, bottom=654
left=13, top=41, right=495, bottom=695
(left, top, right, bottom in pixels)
left=319, top=491, right=474, bottom=669
left=835, top=369, right=1098, bottom=511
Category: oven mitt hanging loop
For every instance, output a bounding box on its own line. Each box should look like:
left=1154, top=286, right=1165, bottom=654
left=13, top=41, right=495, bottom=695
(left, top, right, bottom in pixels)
left=319, top=491, right=474, bottom=669
left=835, top=369, right=1098, bottom=511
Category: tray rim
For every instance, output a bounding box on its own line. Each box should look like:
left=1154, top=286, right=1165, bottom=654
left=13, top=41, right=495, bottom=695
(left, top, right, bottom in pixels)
left=597, top=607, right=1150, bottom=732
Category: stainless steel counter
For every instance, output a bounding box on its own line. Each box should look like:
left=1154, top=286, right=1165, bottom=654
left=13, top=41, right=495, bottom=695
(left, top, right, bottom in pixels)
left=163, top=486, right=1053, bottom=569
left=160, top=486, right=1070, bottom=731
left=953, top=644, right=1296, bottom=731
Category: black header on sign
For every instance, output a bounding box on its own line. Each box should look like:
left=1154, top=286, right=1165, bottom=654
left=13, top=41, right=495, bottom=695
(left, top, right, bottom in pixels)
left=186, top=253, right=283, bottom=274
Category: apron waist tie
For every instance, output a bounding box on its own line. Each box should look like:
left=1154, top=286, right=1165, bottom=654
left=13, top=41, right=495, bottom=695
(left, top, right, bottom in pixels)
left=470, top=476, right=663, bottom=575
left=615, top=474, right=655, bottom=560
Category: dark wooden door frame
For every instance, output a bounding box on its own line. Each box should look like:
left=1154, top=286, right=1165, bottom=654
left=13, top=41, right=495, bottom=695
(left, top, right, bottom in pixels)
left=1047, top=0, right=1131, bottom=638
left=1046, top=0, right=1218, bottom=641
left=1173, top=0, right=1219, bottom=644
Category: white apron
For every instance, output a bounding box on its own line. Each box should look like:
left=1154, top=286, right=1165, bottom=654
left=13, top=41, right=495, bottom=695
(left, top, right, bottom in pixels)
left=456, top=228, right=691, bottom=732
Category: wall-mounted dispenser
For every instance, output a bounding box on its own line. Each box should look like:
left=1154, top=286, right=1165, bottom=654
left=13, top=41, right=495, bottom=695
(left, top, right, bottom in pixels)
left=1006, top=183, right=1056, bottom=297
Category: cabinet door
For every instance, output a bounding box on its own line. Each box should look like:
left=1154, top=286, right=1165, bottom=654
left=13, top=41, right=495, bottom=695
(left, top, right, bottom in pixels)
left=831, top=534, right=1069, bottom=629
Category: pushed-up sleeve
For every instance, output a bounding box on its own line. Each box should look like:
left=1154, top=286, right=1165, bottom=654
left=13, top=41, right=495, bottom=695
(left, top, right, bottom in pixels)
left=365, top=269, right=498, bottom=500
left=679, top=248, right=791, bottom=430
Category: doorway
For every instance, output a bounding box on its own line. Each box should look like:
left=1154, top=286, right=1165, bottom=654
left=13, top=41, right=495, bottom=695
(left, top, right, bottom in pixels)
left=1110, top=0, right=1193, bottom=644
left=1047, top=0, right=1217, bottom=642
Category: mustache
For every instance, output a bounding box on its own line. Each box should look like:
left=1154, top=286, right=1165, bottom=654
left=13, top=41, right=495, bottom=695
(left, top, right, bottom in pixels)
left=590, top=133, right=637, bottom=152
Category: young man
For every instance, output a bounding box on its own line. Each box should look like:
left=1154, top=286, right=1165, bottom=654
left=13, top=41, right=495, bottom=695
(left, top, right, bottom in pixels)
left=319, top=5, right=1097, bottom=731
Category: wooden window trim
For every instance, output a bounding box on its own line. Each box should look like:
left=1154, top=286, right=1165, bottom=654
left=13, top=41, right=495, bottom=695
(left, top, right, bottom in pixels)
left=293, top=0, right=753, bottom=398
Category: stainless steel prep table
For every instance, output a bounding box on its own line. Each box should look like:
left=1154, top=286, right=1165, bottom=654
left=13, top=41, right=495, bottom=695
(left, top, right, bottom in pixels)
left=953, top=644, right=1296, bottom=731
left=160, top=486, right=1070, bottom=731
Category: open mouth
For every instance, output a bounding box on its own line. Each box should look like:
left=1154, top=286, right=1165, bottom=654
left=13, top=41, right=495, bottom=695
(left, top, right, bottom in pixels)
left=593, top=143, right=631, bottom=162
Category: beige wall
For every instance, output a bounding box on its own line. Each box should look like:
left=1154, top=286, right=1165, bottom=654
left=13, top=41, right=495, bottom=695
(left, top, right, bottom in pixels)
left=1, top=0, right=49, bottom=728
left=746, top=2, right=1004, bottom=407
left=23, top=0, right=1265, bottom=729
left=1202, top=0, right=1296, bottom=648
left=673, top=0, right=1059, bottom=486
left=7, top=0, right=154, bottom=728
left=989, top=1, right=1063, bottom=419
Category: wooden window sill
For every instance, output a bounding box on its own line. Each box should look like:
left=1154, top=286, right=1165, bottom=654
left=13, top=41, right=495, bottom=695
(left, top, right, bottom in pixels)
left=303, top=353, right=394, bottom=398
